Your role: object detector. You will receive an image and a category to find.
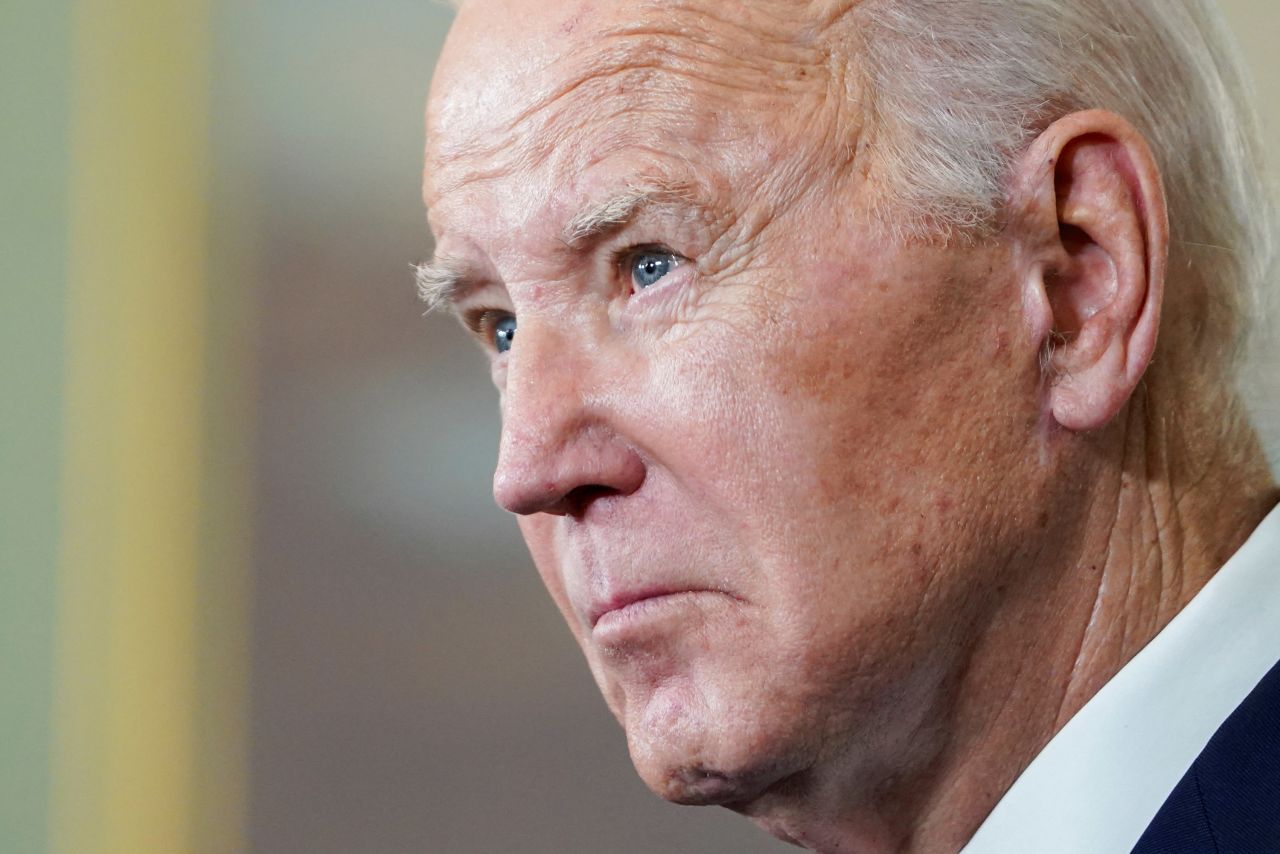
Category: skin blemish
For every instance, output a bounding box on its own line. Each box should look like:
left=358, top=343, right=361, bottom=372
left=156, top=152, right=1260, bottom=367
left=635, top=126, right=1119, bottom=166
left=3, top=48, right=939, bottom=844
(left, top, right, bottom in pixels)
left=991, top=325, right=1009, bottom=359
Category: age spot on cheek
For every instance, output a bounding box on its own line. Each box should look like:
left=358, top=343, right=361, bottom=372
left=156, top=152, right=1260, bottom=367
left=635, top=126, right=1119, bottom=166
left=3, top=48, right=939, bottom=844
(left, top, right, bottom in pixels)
left=991, top=325, right=1010, bottom=360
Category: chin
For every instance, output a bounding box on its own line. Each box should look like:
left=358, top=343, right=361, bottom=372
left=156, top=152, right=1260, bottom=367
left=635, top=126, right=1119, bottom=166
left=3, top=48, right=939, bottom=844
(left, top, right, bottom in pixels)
left=621, top=675, right=811, bottom=808
left=637, top=750, right=799, bottom=808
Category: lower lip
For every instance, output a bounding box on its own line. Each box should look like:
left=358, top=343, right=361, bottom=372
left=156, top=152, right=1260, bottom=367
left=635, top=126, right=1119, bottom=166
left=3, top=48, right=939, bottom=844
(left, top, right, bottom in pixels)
left=592, top=590, right=726, bottom=641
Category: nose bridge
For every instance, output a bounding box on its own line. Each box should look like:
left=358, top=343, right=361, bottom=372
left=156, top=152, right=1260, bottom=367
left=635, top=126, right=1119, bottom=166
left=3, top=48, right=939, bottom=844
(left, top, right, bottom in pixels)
left=492, top=313, right=645, bottom=516
left=499, top=314, right=584, bottom=464
left=494, top=315, right=588, bottom=512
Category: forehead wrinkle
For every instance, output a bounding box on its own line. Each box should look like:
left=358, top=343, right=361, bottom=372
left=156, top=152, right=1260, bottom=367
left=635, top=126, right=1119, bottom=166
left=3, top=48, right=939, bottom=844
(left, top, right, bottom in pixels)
left=428, top=0, right=871, bottom=196
left=447, top=3, right=844, bottom=173
left=534, top=19, right=830, bottom=126
left=426, top=0, right=871, bottom=274
left=593, top=24, right=822, bottom=90
left=425, top=133, right=546, bottom=203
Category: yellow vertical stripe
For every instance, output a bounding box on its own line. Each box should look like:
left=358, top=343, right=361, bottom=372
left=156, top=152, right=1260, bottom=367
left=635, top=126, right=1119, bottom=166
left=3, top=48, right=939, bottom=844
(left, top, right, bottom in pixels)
left=52, top=1, right=211, bottom=852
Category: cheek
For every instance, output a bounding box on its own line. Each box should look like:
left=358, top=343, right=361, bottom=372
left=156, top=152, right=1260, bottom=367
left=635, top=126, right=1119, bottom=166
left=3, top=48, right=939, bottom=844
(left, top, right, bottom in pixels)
left=769, top=254, right=1026, bottom=482
left=731, top=250, right=1035, bottom=606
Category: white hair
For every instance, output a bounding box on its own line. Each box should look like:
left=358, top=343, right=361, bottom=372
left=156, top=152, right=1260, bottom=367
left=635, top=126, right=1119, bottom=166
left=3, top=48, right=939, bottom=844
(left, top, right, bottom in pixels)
left=849, top=0, right=1276, bottom=376
left=432, top=0, right=1277, bottom=457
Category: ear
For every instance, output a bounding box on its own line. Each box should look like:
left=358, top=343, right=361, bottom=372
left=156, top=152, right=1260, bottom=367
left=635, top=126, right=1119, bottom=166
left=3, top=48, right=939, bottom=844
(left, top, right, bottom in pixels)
left=1009, top=110, right=1168, bottom=431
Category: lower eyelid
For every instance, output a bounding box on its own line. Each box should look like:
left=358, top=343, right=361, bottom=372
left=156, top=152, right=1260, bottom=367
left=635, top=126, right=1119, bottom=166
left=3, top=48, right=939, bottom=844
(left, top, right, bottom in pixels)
left=490, top=358, right=509, bottom=389
left=629, top=263, right=694, bottom=306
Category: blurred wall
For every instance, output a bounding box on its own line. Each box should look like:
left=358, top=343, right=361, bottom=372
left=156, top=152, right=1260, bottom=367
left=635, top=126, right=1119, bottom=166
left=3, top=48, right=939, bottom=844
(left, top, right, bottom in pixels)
left=2, top=3, right=70, bottom=851
left=1226, top=0, right=1280, bottom=447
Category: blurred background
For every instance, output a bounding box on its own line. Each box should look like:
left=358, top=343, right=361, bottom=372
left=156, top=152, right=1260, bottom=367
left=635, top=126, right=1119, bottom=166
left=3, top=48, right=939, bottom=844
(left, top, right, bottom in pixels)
left=2, top=2, right=1278, bottom=852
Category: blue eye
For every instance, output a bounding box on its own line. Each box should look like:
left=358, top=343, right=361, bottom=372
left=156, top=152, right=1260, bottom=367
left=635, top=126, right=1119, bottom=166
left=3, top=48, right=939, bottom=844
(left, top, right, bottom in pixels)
left=629, top=250, right=679, bottom=290
left=493, top=315, right=516, bottom=353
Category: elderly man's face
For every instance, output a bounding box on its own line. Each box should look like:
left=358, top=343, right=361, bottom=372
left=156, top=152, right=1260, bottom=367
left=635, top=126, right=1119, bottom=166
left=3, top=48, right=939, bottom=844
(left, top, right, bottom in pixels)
left=426, top=0, right=1054, bottom=813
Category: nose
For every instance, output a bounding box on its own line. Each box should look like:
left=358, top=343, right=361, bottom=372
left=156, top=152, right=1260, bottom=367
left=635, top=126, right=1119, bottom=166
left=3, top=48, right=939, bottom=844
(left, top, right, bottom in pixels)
left=492, top=318, right=645, bottom=517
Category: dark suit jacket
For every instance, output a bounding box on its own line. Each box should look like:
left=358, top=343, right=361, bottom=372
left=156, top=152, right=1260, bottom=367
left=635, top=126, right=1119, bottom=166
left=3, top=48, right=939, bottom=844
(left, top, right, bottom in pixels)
left=1132, top=657, right=1280, bottom=853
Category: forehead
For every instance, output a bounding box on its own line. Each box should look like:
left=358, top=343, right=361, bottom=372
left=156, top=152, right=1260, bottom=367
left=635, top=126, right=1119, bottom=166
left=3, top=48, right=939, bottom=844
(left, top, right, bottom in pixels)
left=423, top=0, right=861, bottom=241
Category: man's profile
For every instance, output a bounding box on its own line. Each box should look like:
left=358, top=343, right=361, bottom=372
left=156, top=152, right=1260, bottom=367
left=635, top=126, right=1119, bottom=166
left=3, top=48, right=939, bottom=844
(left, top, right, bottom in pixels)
left=417, top=1, right=1280, bottom=850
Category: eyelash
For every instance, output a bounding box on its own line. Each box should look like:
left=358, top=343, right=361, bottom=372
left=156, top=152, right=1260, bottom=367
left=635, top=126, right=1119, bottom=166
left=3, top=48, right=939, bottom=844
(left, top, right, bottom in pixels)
left=465, top=308, right=511, bottom=342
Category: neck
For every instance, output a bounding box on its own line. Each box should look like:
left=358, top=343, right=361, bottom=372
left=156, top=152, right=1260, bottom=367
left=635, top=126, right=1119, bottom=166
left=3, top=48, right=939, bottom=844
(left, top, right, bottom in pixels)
left=746, top=383, right=1278, bottom=853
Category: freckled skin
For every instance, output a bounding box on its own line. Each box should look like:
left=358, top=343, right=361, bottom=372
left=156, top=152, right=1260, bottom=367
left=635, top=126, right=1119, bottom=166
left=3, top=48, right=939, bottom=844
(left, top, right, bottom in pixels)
left=424, top=1, right=1278, bottom=851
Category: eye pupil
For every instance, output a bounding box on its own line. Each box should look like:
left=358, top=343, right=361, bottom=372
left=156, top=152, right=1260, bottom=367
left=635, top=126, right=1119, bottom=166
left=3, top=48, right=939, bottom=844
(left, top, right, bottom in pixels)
left=631, top=251, right=675, bottom=289
left=494, top=315, right=516, bottom=353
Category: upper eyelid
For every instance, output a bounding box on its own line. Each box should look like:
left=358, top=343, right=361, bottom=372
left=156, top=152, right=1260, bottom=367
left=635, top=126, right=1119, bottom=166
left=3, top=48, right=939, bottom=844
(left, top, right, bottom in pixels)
left=459, top=306, right=508, bottom=335
left=617, top=244, right=690, bottom=278
left=453, top=241, right=690, bottom=329
left=449, top=278, right=513, bottom=324
left=561, top=180, right=707, bottom=249
left=583, top=194, right=706, bottom=263
left=615, top=242, right=680, bottom=262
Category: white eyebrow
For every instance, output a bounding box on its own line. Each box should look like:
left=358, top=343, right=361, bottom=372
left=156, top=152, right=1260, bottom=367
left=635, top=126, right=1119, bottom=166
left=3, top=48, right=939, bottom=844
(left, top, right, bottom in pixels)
left=413, top=255, right=473, bottom=313
left=416, top=179, right=699, bottom=312
left=561, top=179, right=696, bottom=247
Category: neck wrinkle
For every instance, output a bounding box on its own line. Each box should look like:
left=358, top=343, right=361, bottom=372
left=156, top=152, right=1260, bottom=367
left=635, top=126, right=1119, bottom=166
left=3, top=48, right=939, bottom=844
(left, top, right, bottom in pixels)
left=914, top=386, right=1275, bottom=854
left=739, top=386, right=1277, bottom=854
left=1056, top=378, right=1279, bottom=733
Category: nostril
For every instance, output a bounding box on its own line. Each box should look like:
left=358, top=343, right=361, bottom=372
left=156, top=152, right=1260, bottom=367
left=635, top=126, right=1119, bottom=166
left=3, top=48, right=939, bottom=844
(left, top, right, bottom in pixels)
left=492, top=428, right=647, bottom=516
left=562, top=483, right=616, bottom=517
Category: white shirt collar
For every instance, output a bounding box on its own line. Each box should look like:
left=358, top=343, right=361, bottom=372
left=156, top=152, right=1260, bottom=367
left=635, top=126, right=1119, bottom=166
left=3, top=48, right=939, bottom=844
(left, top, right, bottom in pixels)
left=962, top=504, right=1280, bottom=854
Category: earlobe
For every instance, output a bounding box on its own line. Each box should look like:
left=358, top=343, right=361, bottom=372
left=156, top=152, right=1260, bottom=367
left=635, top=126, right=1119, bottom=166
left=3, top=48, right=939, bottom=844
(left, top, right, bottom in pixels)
left=1012, top=110, right=1168, bottom=432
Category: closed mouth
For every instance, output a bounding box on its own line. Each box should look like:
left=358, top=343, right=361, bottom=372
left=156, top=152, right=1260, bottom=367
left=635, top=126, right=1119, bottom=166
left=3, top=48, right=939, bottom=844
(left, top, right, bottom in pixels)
left=588, top=587, right=742, bottom=630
